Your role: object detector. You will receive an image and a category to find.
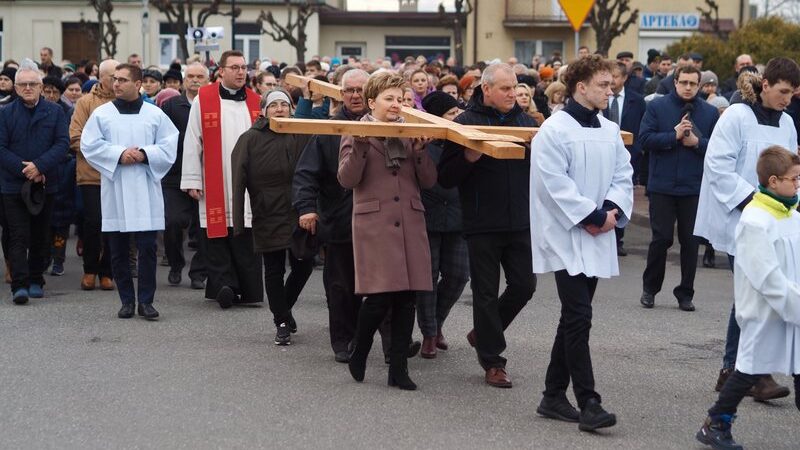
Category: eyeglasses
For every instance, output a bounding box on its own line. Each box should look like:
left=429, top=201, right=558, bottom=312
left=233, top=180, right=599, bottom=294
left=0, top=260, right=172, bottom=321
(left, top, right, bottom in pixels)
left=777, top=175, right=800, bottom=183
left=112, top=77, right=131, bottom=84
left=262, top=82, right=278, bottom=87
left=224, top=65, right=248, bottom=72
left=677, top=80, right=699, bottom=87
left=17, top=82, right=41, bottom=89
left=42, top=88, right=60, bottom=95
left=343, top=87, right=364, bottom=95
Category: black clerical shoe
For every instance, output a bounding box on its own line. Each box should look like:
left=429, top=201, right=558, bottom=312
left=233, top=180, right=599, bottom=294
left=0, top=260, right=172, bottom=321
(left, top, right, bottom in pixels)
left=578, top=398, right=617, bottom=432
left=137, top=303, right=159, bottom=320
left=678, top=300, right=696, bottom=312
left=617, top=245, right=628, bottom=257
left=702, top=246, right=716, bottom=268
left=118, top=303, right=135, bottom=319
left=190, top=278, right=205, bottom=290
left=537, top=396, right=580, bottom=423
left=640, top=292, right=655, bottom=309
left=334, top=351, right=350, bottom=363
left=216, top=286, right=234, bottom=309
left=168, top=270, right=181, bottom=286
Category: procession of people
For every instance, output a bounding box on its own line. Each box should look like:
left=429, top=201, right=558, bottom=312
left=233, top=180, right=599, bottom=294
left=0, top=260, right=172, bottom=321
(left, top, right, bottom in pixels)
left=1, top=45, right=799, bottom=449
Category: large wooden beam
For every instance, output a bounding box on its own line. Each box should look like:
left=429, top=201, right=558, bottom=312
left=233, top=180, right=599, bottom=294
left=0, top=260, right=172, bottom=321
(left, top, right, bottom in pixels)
left=285, top=73, right=343, bottom=101
left=270, top=117, right=526, bottom=159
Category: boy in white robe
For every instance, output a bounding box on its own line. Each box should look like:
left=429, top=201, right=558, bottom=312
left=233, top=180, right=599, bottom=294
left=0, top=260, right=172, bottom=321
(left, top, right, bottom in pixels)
left=694, top=58, right=800, bottom=399
left=696, top=146, right=800, bottom=450
left=81, top=64, right=178, bottom=320
left=530, top=56, right=633, bottom=432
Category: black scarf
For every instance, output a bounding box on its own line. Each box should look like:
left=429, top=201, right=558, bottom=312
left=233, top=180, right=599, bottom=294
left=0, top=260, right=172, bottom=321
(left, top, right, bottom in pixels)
left=563, top=98, right=601, bottom=128
left=219, top=83, right=247, bottom=101
left=749, top=100, right=783, bottom=127
left=338, top=105, right=365, bottom=121
left=113, top=96, right=144, bottom=114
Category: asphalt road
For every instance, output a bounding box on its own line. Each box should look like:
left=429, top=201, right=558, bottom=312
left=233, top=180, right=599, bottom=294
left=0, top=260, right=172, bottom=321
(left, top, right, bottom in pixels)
left=1, top=221, right=798, bottom=450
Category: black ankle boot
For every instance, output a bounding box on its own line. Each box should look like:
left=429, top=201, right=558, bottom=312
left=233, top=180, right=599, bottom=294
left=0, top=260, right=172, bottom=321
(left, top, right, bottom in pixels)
left=388, top=358, right=417, bottom=390
left=348, top=341, right=369, bottom=382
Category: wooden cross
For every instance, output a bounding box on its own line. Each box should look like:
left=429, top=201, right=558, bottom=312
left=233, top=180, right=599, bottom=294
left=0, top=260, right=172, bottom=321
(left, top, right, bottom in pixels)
left=273, top=73, right=632, bottom=160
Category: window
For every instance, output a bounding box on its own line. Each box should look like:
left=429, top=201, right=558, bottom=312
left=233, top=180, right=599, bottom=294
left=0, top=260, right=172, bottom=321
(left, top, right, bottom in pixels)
left=233, top=23, right=261, bottom=64
left=385, top=36, right=450, bottom=61
left=515, top=40, right=564, bottom=65
left=159, top=23, right=180, bottom=66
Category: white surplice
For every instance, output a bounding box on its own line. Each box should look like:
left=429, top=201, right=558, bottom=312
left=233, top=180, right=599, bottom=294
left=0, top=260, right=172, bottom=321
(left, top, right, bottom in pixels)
left=180, top=95, right=253, bottom=228
left=734, top=193, right=800, bottom=375
left=694, top=103, right=797, bottom=255
left=80, top=101, right=178, bottom=232
left=530, top=111, right=633, bottom=278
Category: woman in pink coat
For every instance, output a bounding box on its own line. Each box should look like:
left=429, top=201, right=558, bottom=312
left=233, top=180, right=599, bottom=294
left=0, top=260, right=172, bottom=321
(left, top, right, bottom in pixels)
left=338, top=71, right=437, bottom=390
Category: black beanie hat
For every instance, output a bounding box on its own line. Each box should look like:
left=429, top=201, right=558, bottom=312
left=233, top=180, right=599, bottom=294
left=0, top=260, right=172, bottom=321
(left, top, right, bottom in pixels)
left=422, top=90, right=459, bottom=118
left=42, top=76, right=66, bottom=93
left=142, top=69, right=163, bottom=83
left=0, top=67, right=16, bottom=83
left=163, top=69, right=183, bottom=84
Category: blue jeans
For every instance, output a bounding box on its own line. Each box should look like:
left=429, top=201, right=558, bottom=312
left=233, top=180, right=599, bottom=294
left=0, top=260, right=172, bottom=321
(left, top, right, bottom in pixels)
left=108, top=231, right=157, bottom=305
left=722, top=255, right=739, bottom=369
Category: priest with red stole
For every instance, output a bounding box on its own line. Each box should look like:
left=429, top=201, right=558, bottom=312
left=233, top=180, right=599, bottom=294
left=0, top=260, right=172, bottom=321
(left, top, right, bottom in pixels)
left=181, top=50, right=264, bottom=308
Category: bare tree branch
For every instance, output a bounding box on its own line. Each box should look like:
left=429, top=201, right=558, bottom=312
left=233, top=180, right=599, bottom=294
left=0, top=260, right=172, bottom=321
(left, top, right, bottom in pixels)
left=150, top=0, right=237, bottom=62
left=591, top=0, right=639, bottom=56
left=257, top=0, right=317, bottom=63
left=88, top=0, right=119, bottom=59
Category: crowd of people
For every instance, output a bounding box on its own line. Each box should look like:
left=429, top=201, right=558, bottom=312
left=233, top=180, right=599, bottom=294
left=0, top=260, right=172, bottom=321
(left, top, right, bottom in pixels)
left=1, top=44, right=799, bottom=448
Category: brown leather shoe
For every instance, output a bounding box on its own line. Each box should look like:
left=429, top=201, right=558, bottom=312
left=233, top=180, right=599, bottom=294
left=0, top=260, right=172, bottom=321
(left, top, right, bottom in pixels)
left=752, top=375, right=791, bottom=402
left=81, top=273, right=96, bottom=291
left=467, top=329, right=476, bottom=347
left=99, top=276, right=115, bottom=291
left=420, top=336, right=437, bottom=359
left=485, top=367, right=512, bottom=388
left=436, top=328, right=449, bottom=350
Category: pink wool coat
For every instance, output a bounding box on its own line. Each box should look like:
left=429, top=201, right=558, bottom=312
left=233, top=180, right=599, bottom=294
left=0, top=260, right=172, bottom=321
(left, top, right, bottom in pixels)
left=338, top=134, right=437, bottom=295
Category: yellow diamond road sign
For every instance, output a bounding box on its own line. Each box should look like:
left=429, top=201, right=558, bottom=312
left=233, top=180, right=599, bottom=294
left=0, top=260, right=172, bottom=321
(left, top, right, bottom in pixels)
left=558, top=0, right=596, bottom=32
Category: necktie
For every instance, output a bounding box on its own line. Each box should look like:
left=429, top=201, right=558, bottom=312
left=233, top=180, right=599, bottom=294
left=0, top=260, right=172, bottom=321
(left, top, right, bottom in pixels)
left=610, top=95, right=620, bottom=125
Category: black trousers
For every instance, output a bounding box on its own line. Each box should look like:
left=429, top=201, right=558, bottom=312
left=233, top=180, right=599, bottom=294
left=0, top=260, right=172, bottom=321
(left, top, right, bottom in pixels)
left=544, top=271, right=600, bottom=409
left=0, top=198, right=8, bottom=260
left=162, top=187, right=206, bottom=281
left=3, top=194, right=53, bottom=291
left=79, top=185, right=112, bottom=278
left=108, top=231, right=157, bottom=305
left=203, top=228, right=263, bottom=303
left=642, top=193, right=699, bottom=302
left=323, top=242, right=363, bottom=353
left=262, top=248, right=314, bottom=326
left=466, top=231, right=536, bottom=369
left=49, top=225, right=70, bottom=264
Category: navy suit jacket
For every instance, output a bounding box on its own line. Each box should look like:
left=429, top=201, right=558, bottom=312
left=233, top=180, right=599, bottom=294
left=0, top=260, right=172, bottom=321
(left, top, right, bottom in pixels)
left=603, top=89, right=646, bottom=162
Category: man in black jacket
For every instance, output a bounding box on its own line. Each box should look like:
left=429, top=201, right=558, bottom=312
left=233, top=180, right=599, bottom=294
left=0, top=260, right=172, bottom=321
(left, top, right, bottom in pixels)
left=439, top=63, right=537, bottom=388
left=293, top=69, right=373, bottom=362
left=160, top=62, right=209, bottom=289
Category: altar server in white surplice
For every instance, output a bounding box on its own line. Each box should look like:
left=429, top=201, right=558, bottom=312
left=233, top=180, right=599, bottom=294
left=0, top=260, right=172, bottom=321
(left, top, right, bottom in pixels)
left=530, top=56, right=632, bottom=432
left=81, top=63, right=178, bottom=321
left=693, top=58, right=800, bottom=399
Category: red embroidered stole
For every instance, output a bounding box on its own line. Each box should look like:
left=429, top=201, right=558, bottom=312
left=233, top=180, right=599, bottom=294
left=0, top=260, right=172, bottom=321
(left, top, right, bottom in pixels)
left=198, top=82, right=261, bottom=238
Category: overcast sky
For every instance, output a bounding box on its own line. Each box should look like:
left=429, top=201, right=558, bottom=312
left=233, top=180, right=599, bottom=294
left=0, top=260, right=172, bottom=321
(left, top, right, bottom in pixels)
left=345, top=0, right=456, bottom=12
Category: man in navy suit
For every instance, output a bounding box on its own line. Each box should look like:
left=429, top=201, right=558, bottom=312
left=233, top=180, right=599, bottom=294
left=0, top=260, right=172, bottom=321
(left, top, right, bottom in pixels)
left=637, top=65, right=719, bottom=312
left=603, top=61, right=646, bottom=256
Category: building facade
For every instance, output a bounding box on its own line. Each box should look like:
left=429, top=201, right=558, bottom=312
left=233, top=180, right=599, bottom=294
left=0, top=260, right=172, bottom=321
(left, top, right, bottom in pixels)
left=0, top=0, right=750, bottom=69
left=465, top=0, right=750, bottom=65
